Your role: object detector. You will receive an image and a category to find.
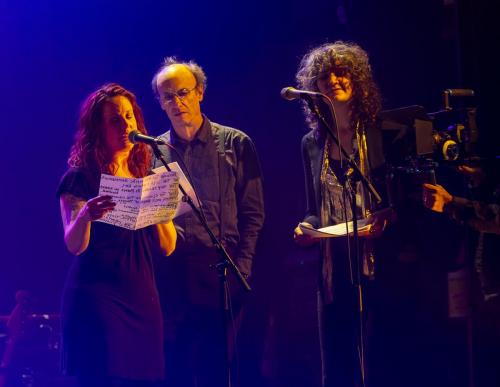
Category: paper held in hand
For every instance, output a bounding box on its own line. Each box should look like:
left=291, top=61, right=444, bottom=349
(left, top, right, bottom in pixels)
left=299, top=219, right=371, bottom=238
left=298, top=208, right=393, bottom=238
left=97, top=171, right=179, bottom=230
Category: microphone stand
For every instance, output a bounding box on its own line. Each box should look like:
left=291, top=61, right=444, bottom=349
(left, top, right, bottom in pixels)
left=150, top=142, right=251, bottom=387
left=304, top=95, right=382, bottom=387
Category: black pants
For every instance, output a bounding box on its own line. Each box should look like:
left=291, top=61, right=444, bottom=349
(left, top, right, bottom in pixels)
left=474, top=294, right=500, bottom=387
left=320, top=292, right=365, bottom=387
left=163, top=304, right=243, bottom=387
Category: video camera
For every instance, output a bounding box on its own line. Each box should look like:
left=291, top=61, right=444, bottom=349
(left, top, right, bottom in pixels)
left=379, top=89, right=478, bottom=167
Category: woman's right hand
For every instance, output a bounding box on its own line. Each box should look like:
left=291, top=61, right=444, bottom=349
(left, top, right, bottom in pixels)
left=293, top=222, right=320, bottom=247
left=80, top=195, right=116, bottom=221
left=60, top=194, right=115, bottom=255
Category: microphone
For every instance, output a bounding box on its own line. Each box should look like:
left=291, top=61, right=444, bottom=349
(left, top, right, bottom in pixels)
left=280, top=87, right=323, bottom=101
left=128, top=130, right=166, bottom=146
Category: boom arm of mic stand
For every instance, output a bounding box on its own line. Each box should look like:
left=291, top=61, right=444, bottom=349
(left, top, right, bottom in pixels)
left=151, top=143, right=251, bottom=292
left=305, top=96, right=382, bottom=204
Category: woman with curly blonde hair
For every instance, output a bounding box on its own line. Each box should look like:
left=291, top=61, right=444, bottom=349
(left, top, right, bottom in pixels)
left=294, top=41, right=386, bottom=387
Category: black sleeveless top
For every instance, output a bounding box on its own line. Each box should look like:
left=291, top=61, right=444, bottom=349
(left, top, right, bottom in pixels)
left=57, top=167, right=164, bottom=380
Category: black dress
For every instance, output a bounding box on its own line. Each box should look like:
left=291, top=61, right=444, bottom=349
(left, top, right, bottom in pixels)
left=57, top=168, right=164, bottom=381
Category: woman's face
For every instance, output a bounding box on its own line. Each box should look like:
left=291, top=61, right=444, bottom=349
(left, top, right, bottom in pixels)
left=101, top=95, right=136, bottom=155
left=316, top=70, right=353, bottom=104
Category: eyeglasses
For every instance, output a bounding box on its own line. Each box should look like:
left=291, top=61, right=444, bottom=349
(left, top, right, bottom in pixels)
left=161, top=86, right=197, bottom=103
left=315, top=67, right=350, bottom=81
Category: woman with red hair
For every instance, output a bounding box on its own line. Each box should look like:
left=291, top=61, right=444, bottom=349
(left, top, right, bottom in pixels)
left=57, top=83, right=176, bottom=387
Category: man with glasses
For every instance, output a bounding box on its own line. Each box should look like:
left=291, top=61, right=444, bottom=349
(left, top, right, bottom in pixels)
left=151, top=57, right=265, bottom=387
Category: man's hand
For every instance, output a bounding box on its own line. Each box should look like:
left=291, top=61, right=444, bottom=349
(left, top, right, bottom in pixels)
left=422, top=183, right=453, bottom=213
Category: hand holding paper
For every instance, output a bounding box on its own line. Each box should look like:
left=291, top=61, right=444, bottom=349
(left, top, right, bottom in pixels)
left=298, top=208, right=394, bottom=239
left=97, top=171, right=179, bottom=230
left=299, top=219, right=371, bottom=238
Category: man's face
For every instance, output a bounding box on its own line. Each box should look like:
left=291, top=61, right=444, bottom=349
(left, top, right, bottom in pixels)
left=156, top=64, right=204, bottom=129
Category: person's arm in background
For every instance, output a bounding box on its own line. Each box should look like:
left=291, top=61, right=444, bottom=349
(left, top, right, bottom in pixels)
left=234, top=135, right=265, bottom=277
left=423, top=183, right=500, bottom=235
left=294, top=135, right=320, bottom=247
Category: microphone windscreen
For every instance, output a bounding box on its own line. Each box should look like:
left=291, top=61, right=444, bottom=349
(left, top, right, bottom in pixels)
left=128, top=130, right=140, bottom=143
left=280, top=87, right=296, bottom=101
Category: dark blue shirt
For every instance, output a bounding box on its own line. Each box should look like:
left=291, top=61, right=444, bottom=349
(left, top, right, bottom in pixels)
left=154, top=116, right=265, bottom=276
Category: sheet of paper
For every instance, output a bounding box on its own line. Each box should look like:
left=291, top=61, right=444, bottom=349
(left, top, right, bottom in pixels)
left=153, top=162, right=200, bottom=217
left=298, top=208, right=393, bottom=238
left=97, top=171, right=179, bottom=230
left=299, top=218, right=371, bottom=238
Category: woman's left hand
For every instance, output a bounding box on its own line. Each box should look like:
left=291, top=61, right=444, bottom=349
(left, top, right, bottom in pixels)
left=359, top=208, right=395, bottom=238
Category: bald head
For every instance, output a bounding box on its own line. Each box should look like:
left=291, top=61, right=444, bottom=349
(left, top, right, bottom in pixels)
left=155, top=64, right=199, bottom=95
left=152, top=57, right=207, bottom=100
left=154, top=63, right=205, bottom=139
